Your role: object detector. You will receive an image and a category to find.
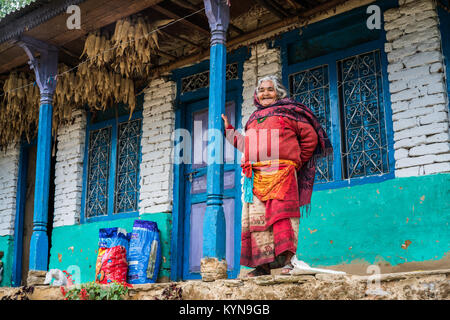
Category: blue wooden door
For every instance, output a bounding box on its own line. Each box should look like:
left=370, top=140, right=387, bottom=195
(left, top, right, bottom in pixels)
left=182, top=94, right=242, bottom=280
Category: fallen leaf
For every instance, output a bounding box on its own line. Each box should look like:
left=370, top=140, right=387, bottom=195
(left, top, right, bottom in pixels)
left=308, top=228, right=317, bottom=234
left=58, top=253, right=62, bottom=263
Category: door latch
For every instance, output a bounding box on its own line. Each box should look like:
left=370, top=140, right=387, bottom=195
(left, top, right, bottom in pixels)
left=185, top=171, right=198, bottom=183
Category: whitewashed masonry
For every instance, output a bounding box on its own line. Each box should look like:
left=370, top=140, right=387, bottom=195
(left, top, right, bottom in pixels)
left=0, top=145, right=20, bottom=237
left=384, top=0, right=450, bottom=177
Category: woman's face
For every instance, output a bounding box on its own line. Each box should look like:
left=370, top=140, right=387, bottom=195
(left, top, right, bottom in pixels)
left=257, top=80, right=277, bottom=107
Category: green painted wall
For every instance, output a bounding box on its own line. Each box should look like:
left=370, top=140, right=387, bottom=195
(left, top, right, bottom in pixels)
left=48, top=213, right=171, bottom=284
left=297, top=173, right=450, bottom=267
left=0, top=235, right=14, bottom=286
left=2, top=173, right=449, bottom=287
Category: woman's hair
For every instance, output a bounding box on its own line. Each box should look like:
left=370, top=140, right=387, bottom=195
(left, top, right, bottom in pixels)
left=255, top=75, right=288, bottom=100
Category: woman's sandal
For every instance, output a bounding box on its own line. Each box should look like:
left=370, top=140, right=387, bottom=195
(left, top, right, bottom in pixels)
left=280, top=263, right=294, bottom=275
left=246, top=266, right=271, bottom=277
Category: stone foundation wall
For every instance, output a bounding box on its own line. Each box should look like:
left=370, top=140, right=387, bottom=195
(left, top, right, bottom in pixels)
left=1, top=269, right=448, bottom=300
left=241, top=43, right=282, bottom=126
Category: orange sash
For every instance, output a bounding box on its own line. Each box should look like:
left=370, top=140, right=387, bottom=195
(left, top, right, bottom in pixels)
left=251, top=159, right=299, bottom=201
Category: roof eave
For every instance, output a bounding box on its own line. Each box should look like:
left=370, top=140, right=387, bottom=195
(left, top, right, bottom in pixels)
left=0, top=0, right=86, bottom=45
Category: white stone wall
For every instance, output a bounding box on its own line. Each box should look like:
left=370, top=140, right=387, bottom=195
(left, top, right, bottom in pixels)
left=139, top=78, right=176, bottom=214
left=238, top=43, right=282, bottom=195
left=241, top=43, right=282, bottom=127
left=0, top=144, right=20, bottom=236
left=384, top=0, right=450, bottom=177
left=53, top=109, right=86, bottom=227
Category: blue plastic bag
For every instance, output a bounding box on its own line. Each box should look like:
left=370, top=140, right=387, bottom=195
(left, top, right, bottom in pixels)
left=127, top=220, right=162, bottom=284
left=98, top=227, right=130, bottom=250
left=95, top=227, right=130, bottom=284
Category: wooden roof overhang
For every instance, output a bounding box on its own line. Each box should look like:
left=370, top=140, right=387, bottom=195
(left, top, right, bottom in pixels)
left=0, top=0, right=351, bottom=80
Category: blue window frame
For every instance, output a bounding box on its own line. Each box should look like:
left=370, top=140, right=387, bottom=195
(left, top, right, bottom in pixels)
left=81, top=102, right=143, bottom=223
left=277, top=0, right=397, bottom=190
left=437, top=0, right=450, bottom=107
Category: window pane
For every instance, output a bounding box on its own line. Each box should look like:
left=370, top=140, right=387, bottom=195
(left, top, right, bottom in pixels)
left=86, top=127, right=111, bottom=218
left=114, top=119, right=142, bottom=213
left=338, top=50, right=389, bottom=179
left=289, top=65, right=333, bottom=183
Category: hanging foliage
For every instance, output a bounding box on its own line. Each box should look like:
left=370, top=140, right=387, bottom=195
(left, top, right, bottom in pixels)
left=0, top=15, right=172, bottom=149
left=0, top=63, right=136, bottom=150
left=80, top=16, right=173, bottom=77
left=1, top=71, right=40, bottom=148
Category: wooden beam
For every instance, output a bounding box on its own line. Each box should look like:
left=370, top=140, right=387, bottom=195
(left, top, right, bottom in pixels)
left=169, top=0, right=197, bottom=11
left=265, top=0, right=291, bottom=17
left=0, top=0, right=164, bottom=74
left=155, top=49, right=177, bottom=61
left=297, top=0, right=350, bottom=18
left=169, top=0, right=245, bottom=35
left=152, top=4, right=210, bottom=36
left=162, top=30, right=206, bottom=49
left=254, top=0, right=287, bottom=19
left=285, top=0, right=303, bottom=10
left=59, top=46, right=79, bottom=60
left=149, top=0, right=350, bottom=77
left=54, top=0, right=164, bottom=45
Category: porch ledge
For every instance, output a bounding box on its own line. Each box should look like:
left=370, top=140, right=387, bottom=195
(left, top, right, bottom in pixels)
left=1, top=269, right=449, bottom=300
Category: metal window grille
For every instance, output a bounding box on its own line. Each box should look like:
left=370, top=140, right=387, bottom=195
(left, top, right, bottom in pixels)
left=86, top=126, right=112, bottom=218
left=114, top=118, right=142, bottom=213
left=289, top=65, right=333, bottom=183
left=181, top=63, right=238, bottom=93
left=337, top=50, right=389, bottom=179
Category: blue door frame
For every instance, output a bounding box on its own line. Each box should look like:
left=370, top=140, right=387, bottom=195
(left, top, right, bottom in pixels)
left=170, top=48, right=248, bottom=281
left=12, top=139, right=36, bottom=287
left=181, top=91, right=242, bottom=280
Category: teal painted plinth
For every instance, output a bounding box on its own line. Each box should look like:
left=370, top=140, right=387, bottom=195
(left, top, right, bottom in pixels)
left=297, top=173, right=450, bottom=267
left=48, top=213, right=171, bottom=284
left=0, top=235, right=14, bottom=286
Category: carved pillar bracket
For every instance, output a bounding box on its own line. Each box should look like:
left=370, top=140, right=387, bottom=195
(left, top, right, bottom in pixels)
left=17, top=35, right=58, bottom=271
left=17, top=35, right=58, bottom=103
left=204, top=0, right=230, bottom=46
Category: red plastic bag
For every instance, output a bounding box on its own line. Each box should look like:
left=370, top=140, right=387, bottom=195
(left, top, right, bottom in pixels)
left=96, top=246, right=128, bottom=284
left=95, top=228, right=129, bottom=284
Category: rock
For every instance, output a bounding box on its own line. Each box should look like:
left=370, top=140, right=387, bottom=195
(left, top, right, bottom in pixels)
left=224, top=280, right=244, bottom=287
left=26, top=270, right=47, bottom=286
left=315, top=273, right=349, bottom=281
left=200, top=258, right=228, bottom=282
left=365, top=288, right=391, bottom=297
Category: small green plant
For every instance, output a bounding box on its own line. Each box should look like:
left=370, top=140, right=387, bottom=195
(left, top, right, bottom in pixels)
left=60, top=281, right=131, bottom=300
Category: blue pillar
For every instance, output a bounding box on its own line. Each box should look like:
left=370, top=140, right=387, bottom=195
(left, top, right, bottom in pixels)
left=18, top=36, right=58, bottom=271
left=202, top=0, right=230, bottom=276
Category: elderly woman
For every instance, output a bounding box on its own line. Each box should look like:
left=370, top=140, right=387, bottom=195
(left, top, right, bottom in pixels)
left=222, top=75, right=332, bottom=276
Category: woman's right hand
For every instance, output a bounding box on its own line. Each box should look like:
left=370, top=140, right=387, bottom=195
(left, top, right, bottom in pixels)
left=221, top=114, right=230, bottom=128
